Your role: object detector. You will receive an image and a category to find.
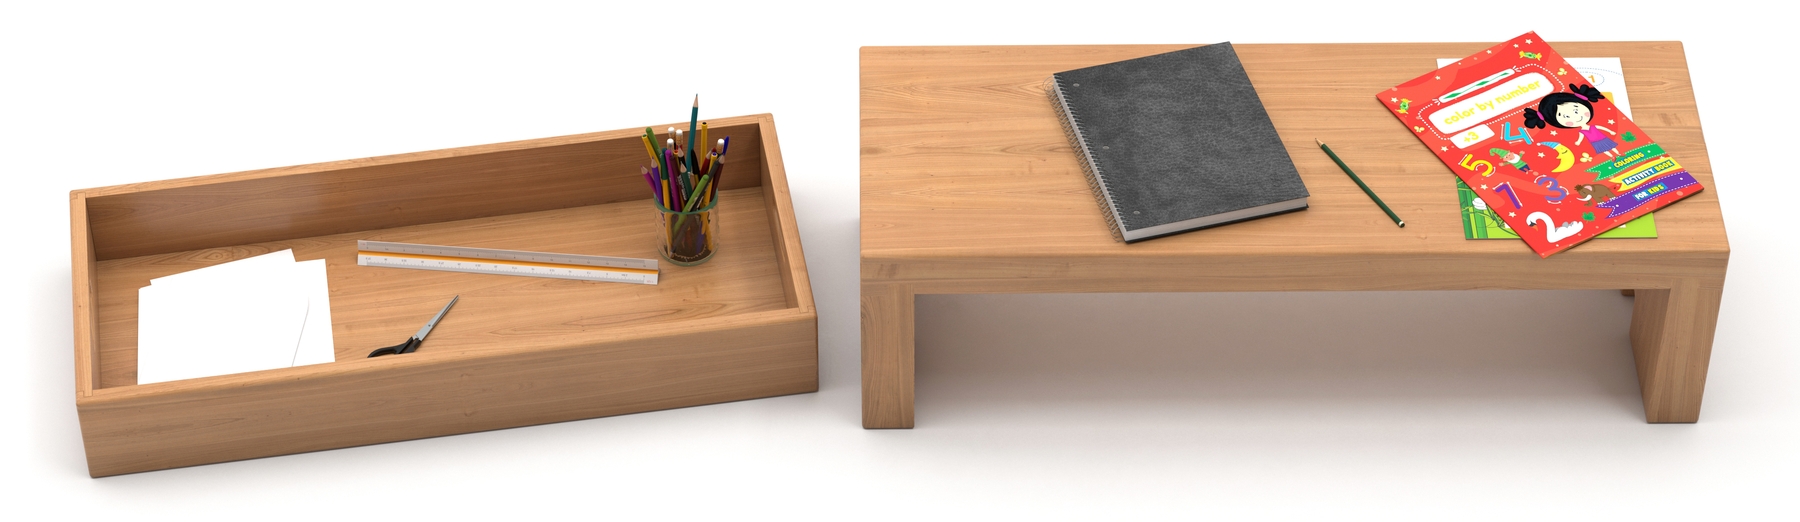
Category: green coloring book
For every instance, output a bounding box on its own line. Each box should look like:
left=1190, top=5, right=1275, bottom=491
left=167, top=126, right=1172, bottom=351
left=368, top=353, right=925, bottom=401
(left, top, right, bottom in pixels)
left=1457, top=177, right=1655, bottom=239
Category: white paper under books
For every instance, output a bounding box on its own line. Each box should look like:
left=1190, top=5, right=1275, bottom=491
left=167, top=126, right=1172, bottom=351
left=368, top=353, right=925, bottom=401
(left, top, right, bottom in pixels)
left=137, top=250, right=336, bottom=384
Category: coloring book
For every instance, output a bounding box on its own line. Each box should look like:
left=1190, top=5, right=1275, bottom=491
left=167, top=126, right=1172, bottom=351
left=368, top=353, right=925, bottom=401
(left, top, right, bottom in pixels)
left=1438, top=57, right=1655, bottom=240
left=1381, top=32, right=1701, bottom=257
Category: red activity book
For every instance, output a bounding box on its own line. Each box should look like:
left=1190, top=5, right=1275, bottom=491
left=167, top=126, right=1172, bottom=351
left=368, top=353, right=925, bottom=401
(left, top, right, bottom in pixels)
left=1379, top=31, right=1701, bottom=257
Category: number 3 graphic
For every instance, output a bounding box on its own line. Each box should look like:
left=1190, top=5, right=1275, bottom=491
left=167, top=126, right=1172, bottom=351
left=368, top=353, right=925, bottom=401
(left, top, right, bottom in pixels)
left=1536, top=176, right=1568, bottom=203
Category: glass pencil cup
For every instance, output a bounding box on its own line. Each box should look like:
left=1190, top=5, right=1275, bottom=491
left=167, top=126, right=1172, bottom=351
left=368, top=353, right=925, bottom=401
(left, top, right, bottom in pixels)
left=656, top=197, right=718, bottom=266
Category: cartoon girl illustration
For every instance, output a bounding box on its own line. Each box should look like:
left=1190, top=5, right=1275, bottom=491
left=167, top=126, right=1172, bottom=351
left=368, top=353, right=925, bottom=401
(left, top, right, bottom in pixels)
left=1522, top=84, right=1620, bottom=159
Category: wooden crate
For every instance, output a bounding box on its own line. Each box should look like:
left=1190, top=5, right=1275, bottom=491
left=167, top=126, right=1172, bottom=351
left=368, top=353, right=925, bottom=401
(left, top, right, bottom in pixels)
left=69, top=113, right=816, bottom=477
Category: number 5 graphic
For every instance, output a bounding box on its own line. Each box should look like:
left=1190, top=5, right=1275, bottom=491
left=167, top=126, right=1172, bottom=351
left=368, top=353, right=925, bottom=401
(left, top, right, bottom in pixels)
left=1459, top=154, right=1495, bottom=177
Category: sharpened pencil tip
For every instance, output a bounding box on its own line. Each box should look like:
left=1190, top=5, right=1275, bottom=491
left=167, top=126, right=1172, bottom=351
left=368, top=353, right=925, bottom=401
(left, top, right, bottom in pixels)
left=1314, top=138, right=1323, bottom=146
left=693, top=94, right=699, bottom=106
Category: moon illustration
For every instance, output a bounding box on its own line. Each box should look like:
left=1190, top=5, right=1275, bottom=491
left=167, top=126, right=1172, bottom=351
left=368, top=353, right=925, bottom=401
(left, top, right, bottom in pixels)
left=1541, top=141, right=1576, bottom=172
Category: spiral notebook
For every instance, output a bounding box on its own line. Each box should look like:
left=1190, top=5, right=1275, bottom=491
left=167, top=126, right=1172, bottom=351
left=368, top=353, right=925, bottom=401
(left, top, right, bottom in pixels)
left=1047, top=42, right=1309, bottom=243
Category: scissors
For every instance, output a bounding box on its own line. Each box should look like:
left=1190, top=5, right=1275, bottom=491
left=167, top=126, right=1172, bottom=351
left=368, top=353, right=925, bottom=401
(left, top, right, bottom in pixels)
left=368, top=295, right=459, bottom=358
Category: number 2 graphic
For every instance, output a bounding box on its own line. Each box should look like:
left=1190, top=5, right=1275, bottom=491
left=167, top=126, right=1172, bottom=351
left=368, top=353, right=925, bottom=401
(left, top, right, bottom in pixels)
left=1526, top=211, right=1583, bottom=242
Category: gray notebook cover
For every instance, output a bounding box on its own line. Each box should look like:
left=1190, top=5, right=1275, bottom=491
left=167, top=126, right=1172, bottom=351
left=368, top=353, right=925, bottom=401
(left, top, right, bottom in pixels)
left=1049, top=42, right=1309, bottom=242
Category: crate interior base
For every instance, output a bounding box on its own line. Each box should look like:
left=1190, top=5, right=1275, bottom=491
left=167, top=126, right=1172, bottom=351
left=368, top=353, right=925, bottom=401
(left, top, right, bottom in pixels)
left=93, top=188, right=785, bottom=389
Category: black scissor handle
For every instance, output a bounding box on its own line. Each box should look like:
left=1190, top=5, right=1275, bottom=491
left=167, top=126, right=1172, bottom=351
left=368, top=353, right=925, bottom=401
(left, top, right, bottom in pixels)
left=368, top=338, right=420, bottom=358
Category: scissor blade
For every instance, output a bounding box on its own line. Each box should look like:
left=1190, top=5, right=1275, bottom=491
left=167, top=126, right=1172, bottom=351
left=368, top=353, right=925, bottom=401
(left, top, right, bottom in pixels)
left=413, top=295, right=459, bottom=340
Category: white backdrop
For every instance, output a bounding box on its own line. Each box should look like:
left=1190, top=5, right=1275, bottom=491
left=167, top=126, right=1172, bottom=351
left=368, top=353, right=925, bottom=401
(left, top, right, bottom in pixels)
left=3, top=1, right=1793, bottom=519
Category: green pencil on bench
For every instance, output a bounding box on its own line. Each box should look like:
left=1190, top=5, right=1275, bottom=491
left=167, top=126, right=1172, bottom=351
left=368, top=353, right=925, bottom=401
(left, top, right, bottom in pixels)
left=1316, top=139, right=1404, bottom=228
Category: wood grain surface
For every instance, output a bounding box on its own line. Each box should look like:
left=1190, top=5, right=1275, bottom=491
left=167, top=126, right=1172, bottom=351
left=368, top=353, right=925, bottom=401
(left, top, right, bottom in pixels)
left=79, top=310, right=817, bottom=477
left=862, top=43, right=1725, bottom=267
left=860, top=43, right=1728, bottom=428
left=85, top=117, right=765, bottom=261
left=91, top=189, right=787, bottom=389
left=70, top=114, right=817, bottom=476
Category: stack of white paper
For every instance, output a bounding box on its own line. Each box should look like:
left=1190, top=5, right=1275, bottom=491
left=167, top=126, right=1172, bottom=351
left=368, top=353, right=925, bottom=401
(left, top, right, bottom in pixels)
left=137, top=249, right=335, bottom=384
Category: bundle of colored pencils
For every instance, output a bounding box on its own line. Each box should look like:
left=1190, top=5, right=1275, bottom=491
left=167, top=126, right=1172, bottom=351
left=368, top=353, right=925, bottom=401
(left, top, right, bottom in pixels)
left=641, top=95, right=729, bottom=263
left=640, top=95, right=730, bottom=214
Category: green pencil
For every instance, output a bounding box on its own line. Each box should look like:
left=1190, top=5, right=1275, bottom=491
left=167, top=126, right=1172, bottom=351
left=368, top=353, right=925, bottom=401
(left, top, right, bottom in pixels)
left=1316, top=139, right=1404, bottom=228
left=687, top=95, right=699, bottom=173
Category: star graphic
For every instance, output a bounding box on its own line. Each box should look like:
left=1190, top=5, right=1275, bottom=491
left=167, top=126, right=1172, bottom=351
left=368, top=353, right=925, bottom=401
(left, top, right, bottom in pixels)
left=1480, top=184, right=1489, bottom=189
left=1435, top=76, right=1441, bottom=80
left=1514, top=44, right=1519, bottom=48
left=1608, top=119, right=1615, bottom=124
left=1677, top=190, right=1685, bottom=196
left=1549, top=130, right=1558, bottom=136
left=1391, top=97, right=1398, bottom=102
left=1509, top=212, right=1516, bottom=217
left=1441, top=146, right=1449, bottom=152
left=1538, top=152, right=1545, bottom=157
left=1526, top=39, right=1534, bottom=44
left=1486, top=50, right=1493, bottom=54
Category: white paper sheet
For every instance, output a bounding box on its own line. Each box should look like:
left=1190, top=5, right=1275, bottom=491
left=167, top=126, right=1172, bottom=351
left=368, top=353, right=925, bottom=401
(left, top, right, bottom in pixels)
left=150, top=249, right=296, bottom=287
left=291, top=259, right=336, bottom=366
left=137, top=250, right=336, bottom=384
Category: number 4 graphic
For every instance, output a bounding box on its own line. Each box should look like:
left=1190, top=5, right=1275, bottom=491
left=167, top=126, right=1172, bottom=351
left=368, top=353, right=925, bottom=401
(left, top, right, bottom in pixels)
left=1502, top=121, right=1533, bottom=144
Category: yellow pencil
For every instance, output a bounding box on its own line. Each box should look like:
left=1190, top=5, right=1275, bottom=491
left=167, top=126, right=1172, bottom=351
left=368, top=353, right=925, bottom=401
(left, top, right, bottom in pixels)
left=640, top=134, right=659, bottom=163
left=660, top=168, right=671, bottom=210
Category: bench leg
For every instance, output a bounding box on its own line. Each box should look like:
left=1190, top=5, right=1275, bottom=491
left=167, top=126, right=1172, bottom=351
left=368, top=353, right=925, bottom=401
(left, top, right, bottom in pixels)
left=862, top=283, right=915, bottom=428
left=1629, top=277, right=1725, bottom=423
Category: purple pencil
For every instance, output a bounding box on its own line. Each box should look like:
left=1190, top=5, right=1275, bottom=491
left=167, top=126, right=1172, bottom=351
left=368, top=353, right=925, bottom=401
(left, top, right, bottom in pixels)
left=643, top=167, right=662, bottom=203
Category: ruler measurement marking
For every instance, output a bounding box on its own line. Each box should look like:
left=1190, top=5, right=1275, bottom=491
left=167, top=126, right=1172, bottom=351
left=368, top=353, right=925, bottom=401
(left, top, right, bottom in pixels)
left=357, top=250, right=659, bottom=275
left=357, top=241, right=658, bottom=285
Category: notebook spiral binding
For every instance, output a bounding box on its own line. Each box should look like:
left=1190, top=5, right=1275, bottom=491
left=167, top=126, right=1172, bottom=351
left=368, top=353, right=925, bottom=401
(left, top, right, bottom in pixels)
left=1046, top=75, right=1126, bottom=242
